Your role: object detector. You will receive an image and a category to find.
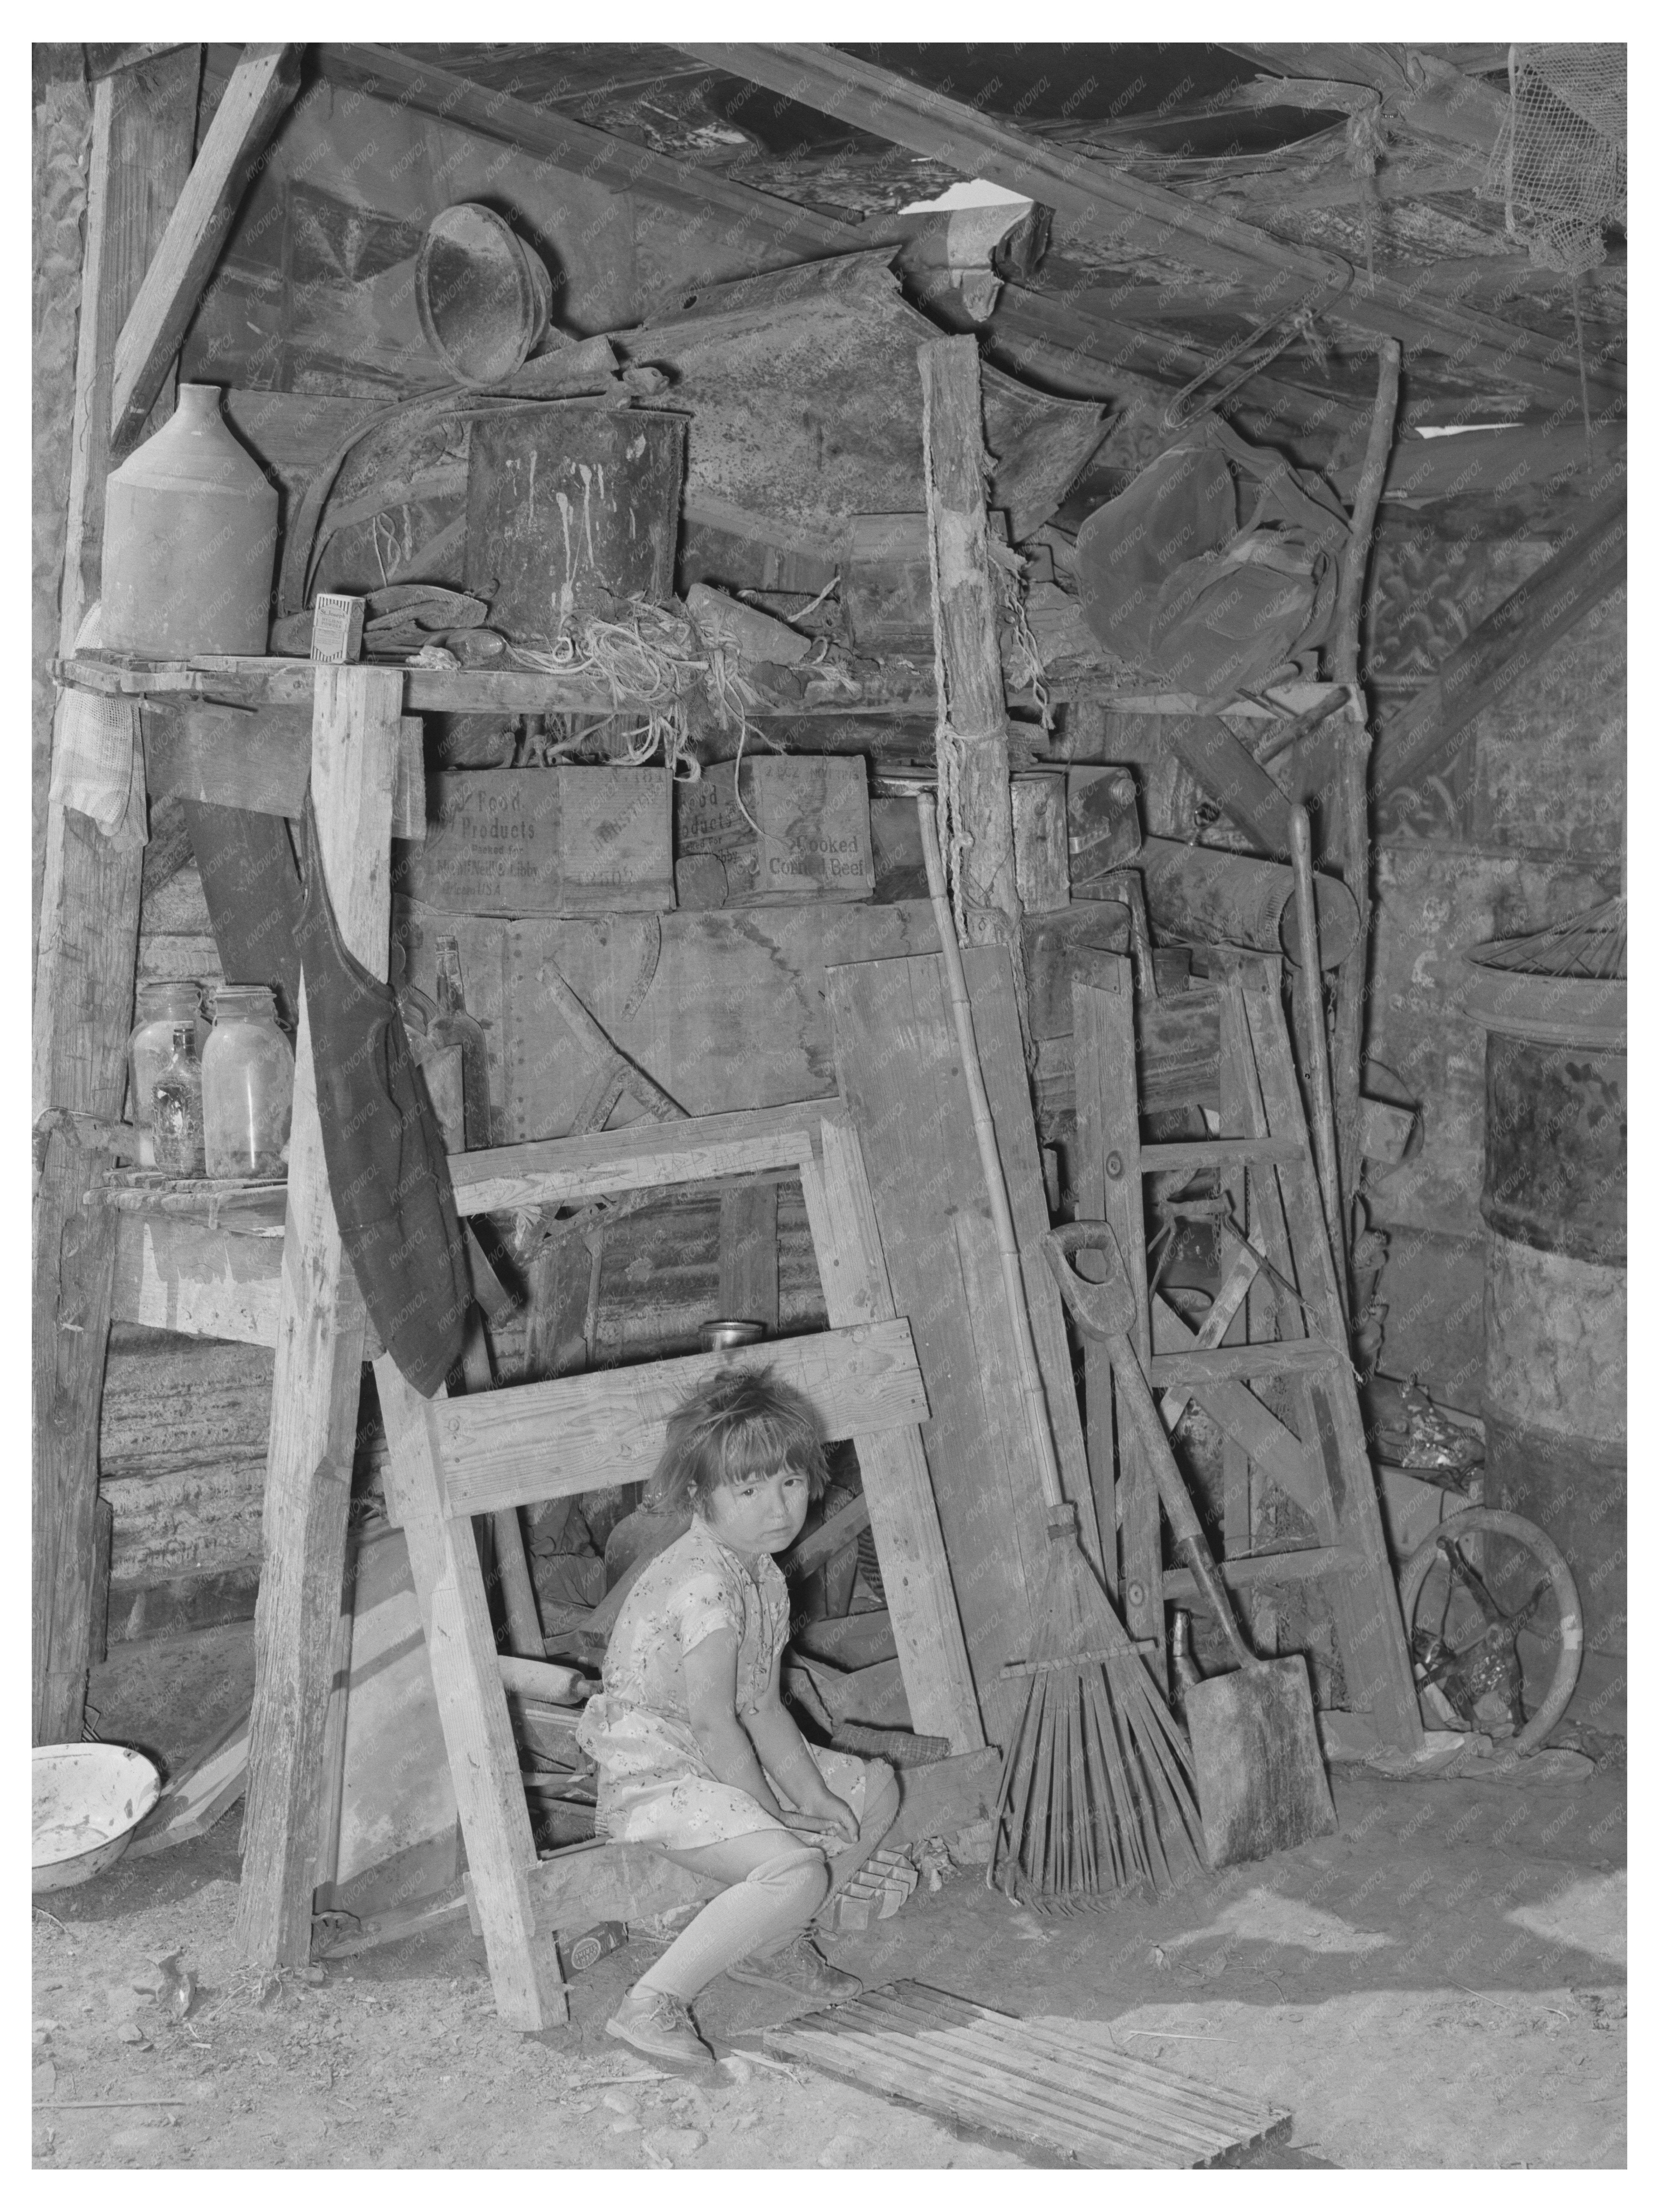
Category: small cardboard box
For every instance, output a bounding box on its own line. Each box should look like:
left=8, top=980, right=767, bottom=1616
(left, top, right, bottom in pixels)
left=1067, top=766, right=1142, bottom=886
left=676, top=756, right=874, bottom=905
left=392, top=767, right=673, bottom=917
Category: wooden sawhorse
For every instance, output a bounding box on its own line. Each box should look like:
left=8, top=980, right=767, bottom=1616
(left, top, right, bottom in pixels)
left=379, top=1099, right=983, bottom=2028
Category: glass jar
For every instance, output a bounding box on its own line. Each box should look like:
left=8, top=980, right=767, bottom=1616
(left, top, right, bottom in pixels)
left=151, top=1025, right=205, bottom=1177
left=128, top=980, right=206, bottom=1165
left=203, top=984, right=295, bottom=1179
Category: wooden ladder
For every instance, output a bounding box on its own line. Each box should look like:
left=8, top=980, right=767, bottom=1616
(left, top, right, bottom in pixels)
left=1073, top=954, right=1423, bottom=1755
left=375, top=1099, right=984, bottom=2029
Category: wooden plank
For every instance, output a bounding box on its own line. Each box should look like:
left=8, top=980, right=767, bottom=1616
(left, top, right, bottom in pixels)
left=799, top=1114, right=985, bottom=1752
left=1147, top=1341, right=1335, bottom=1387
left=1164, top=716, right=1293, bottom=858
left=376, top=1356, right=566, bottom=2030
left=436, top=1321, right=928, bottom=1517
left=525, top=1840, right=715, bottom=1929
left=128, top=1705, right=252, bottom=1857
left=829, top=952, right=1093, bottom=1748
left=917, top=338, right=1020, bottom=956
left=110, top=44, right=302, bottom=447
left=1162, top=1547, right=1357, bottom=1604
left=146, top=704, right=426, bottom=837
left=32, top=50, right=200, bottom=1746
left=1149, top=1297, right=1323, bottom=1517
left=1156, top=1238, right=1262, bottom=1431
left=1139, top=1138, right=1301, bottom=1169
left=110, top=1212, right=286, bottom=1347
left=1073, top=967, right=1162, bottom=1663
left=233, top=665, right=401, bottom=1971
left=783, top=1492, right=870, bottom=1581
left=65, top=651, right=939, bottom=720
left=447, top=1102, right=824, bottom=1217
left=717, top=1181, right=779, bottom=1328
left=764, top=1981, right=1288, bottom=2168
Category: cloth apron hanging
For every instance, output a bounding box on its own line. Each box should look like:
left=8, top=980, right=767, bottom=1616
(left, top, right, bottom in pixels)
left=298, top=791, right=472, bottom=1396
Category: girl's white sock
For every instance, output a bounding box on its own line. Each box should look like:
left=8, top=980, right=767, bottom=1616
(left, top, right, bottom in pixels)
left=635, top=1848, right=827, bottom=2002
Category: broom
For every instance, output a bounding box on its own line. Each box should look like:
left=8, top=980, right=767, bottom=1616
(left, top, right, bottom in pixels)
left=914, top=797, right=1205, bottom=1907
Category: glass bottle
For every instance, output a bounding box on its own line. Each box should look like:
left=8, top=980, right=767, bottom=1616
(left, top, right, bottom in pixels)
left=151, top=1025, right=205, bottom=1177
left=128, top=979, right=206, bottom=1165
left=203, top=984, right=295, bottom=1178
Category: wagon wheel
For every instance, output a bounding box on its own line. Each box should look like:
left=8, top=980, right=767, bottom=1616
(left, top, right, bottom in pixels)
left=1398, top=1509, right=1583, bottom=1758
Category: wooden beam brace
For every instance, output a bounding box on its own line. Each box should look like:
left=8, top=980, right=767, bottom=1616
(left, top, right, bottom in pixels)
left=797, top=1113, right=985, bottom=1753
left=315, top=44, right=852, bottom=258
left=233, top=664, right=402, bottom=1971
left=1373, top=487, right=1627, bottom=799
left=436, top=1319, right=929, bottom=1516
left=110, top=43, right=302, bottom=448
left=447, top=1101, right=823, bottom=1218
left=1164, top=716, right=1294, bottom=858
left=31, top=51, right=199, bottom=1746
left=377, top=1355, right=566, bottom=2030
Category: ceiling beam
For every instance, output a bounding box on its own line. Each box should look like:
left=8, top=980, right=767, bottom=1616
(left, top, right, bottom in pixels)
left=110, top=44, right=302, bottom=449
left=682, top=44, right=1618, bottom=420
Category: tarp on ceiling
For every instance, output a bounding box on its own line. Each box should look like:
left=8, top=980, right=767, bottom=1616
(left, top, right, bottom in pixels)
left=614, top=252, right=1108, bottom=548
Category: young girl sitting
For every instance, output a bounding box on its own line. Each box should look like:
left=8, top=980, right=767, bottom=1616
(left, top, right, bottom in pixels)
left=576, top=1366, right=900, bottom=2074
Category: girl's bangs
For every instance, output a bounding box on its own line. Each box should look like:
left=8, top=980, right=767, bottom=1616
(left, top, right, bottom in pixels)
left=709, top=1407, right=816, bottom=1488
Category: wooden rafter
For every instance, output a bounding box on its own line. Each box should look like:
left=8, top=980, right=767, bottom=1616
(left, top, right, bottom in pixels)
left=682, top=44, right=1620, bottom=420
left=314, top=44, right=855, bottom=257
left=110, top=44, right=302, bottom=449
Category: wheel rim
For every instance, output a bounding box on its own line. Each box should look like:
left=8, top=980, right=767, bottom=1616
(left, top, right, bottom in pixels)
left=1398, top=1508, right=1583, bottom=1756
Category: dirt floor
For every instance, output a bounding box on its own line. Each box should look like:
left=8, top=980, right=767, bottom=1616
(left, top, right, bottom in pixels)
left=34, top=1621, right=1626, bottom=2172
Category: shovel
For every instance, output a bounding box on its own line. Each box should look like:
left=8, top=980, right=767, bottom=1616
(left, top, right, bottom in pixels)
left=1043, top=1222, right=1338, bottom=1868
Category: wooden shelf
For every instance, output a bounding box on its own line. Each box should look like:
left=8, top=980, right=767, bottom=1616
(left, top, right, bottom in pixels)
left=56, top=648, right=939, bottom=720
left=88, top=1168, right=288, bottom=1232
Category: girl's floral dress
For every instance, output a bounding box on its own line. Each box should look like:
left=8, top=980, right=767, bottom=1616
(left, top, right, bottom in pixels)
left=576, top=1515, right=870, bottom=1849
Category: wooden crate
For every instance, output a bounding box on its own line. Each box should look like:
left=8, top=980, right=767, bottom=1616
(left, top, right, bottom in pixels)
left=391, top=768, right=673, bottom=917
left=675, top=756, right=874, bottom=905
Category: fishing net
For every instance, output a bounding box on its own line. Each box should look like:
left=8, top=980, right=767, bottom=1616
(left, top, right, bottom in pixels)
left=1483, top=44, right=1626, bottom=275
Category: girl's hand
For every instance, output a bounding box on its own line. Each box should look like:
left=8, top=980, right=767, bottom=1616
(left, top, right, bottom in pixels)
left=784, top=1795, right=859, bottom=1848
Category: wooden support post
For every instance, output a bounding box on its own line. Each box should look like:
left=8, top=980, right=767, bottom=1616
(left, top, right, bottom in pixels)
left=798, top=1115, right=985, bottom=1752
left=234, top=664, right=401, bottom=1969
left=110, top=44, right=302, bottom=448
left=31, top=50, right=199, bottom=1746
left=916, top=336, right=1023, bottom=988
left=458, top=1312, right=544, bottom=1660
left=375, top=1356, right=568, bottom=2030
left=1329, top=337, right=1400, bottom=1217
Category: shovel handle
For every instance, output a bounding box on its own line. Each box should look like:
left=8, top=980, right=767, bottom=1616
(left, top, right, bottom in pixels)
left=1108, top=1328, right=1258, bottom=1674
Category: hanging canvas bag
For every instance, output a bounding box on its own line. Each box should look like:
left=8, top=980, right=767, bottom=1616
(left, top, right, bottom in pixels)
left=297, top=791, right=473, bottom=1396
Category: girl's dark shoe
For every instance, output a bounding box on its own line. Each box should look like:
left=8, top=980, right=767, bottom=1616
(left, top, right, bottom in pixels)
left=604, top=1982, right=717, bottom=2074
left=725, top=1935, right=861, bottom=2001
